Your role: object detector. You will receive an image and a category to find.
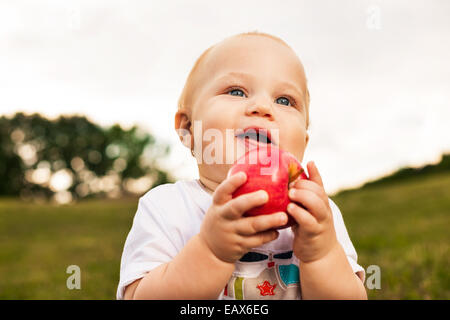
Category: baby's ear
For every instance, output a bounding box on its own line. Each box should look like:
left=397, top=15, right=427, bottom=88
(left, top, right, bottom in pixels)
left=174, top=109, right=193, bottom=150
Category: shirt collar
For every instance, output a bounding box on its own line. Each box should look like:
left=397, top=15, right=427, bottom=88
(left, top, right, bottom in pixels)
left=189, top=179, right=212, bottom=214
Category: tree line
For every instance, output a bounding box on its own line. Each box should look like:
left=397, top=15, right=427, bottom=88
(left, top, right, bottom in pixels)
left=0, top=112, right=174, bottom=202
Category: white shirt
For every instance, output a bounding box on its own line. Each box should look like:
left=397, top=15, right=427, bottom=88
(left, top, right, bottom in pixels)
left=116, top=179, right=365, bottom=300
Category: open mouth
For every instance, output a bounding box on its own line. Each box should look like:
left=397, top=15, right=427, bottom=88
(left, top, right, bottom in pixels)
left=235, top=127, right=274, bottom=145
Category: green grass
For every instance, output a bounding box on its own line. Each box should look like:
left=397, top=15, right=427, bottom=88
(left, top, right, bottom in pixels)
left=332, top=172, right=450, bottom=299
left=0, top=172, right=449, bottom=299
left=0, top=197, right=138, bottom=299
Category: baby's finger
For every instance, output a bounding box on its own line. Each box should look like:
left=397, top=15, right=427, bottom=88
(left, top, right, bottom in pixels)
left=235, top=212, right=288, bottom=236
left=213, top=171, right=247, bottom=205
left=288, top=188, right=329, bottom=222
left=222, top=190, right=268, bottom=220
left=287, top=202, right=319, bottom=235
left=290, top=179, right=328, bottom=203
left=242, top=229, right=279, bottom=249
left=307, top=161, right=324, bottom=188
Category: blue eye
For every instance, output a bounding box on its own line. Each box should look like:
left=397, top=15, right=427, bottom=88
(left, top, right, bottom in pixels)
left=228, top=88, right=245, bottom=97
left=276, top=97, right=291, bottom=106
left=226, top=88, right=296, bottom=108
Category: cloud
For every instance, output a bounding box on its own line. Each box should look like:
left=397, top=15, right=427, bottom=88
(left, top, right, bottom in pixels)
left=1, top=0, right=449, bottom=193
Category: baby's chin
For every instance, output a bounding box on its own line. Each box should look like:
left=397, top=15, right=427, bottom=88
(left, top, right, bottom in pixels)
left=197, top=162, right=232, bottom=191
left=196, top=147, right=244, bottom=186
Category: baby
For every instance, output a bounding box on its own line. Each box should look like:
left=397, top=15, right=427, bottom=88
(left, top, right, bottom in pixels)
left=117, top=31, right=367, bottom=300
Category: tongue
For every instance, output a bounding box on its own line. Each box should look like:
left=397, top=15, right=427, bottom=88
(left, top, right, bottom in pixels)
left=246, top=135, right=270, bottom=144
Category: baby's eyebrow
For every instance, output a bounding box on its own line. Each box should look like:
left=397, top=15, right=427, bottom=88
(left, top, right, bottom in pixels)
left=274, top=80, right=304, bottom=100
left=216, top=71, right=254, bottom=83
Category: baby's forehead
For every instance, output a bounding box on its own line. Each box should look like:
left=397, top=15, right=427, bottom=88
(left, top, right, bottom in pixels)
left=200, top=35, right=307, bottom=85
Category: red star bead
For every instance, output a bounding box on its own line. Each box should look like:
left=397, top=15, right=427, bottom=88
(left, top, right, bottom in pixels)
left=257, top=280, right=276, bottom=296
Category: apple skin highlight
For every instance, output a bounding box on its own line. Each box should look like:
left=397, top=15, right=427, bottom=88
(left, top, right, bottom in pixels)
left=227, top=145, right=308, bottom=229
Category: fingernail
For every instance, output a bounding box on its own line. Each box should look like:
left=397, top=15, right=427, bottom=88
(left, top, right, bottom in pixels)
left=260, top=190, right=268, bottom=201
left=279, top=213, right=287, bottom=223
left=289, top=189, right=295, bottom=198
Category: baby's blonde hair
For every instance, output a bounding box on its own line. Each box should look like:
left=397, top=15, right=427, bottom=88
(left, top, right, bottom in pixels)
left=177, top=31, right=310, bottom=129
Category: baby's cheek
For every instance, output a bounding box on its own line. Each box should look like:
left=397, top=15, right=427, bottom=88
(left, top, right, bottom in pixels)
left=197, top=130, right=239, bottom=165
left=281, top=131, right=307, bottom=160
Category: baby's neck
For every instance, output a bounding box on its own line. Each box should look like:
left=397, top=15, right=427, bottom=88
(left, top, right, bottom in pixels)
left=197, top=176, right=217, bottom=195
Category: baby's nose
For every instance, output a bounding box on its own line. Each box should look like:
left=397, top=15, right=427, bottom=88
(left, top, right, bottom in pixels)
left=245, top=103, right=274, bottom=119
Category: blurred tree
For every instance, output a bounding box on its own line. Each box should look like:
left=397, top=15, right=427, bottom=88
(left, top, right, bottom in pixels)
left=0, top=112, right=174, bottom=202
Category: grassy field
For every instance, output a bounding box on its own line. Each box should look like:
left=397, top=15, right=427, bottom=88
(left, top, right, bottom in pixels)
left=332, top=172, right=450, bottom=299
left=0, top=172, right=449, bottom=299
left=0, top=197, right=138, bottom=299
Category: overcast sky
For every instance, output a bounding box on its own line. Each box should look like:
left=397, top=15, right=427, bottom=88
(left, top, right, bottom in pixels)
left=1, top=0, right=449, bottom=194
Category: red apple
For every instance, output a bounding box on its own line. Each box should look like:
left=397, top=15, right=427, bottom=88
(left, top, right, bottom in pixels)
left=227, top=144, right=308, bottom=229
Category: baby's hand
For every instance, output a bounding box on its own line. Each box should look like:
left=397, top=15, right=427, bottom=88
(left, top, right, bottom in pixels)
left=287, top=161, right=339, bottom=263
left=199, top=171, right=289, bottom=264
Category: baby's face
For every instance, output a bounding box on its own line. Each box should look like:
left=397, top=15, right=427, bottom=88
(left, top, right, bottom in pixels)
left=189, top=36, right=309, bottom=188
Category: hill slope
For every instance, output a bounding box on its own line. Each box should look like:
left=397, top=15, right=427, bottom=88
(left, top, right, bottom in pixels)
left=332, top=168, right=450, bottom=299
